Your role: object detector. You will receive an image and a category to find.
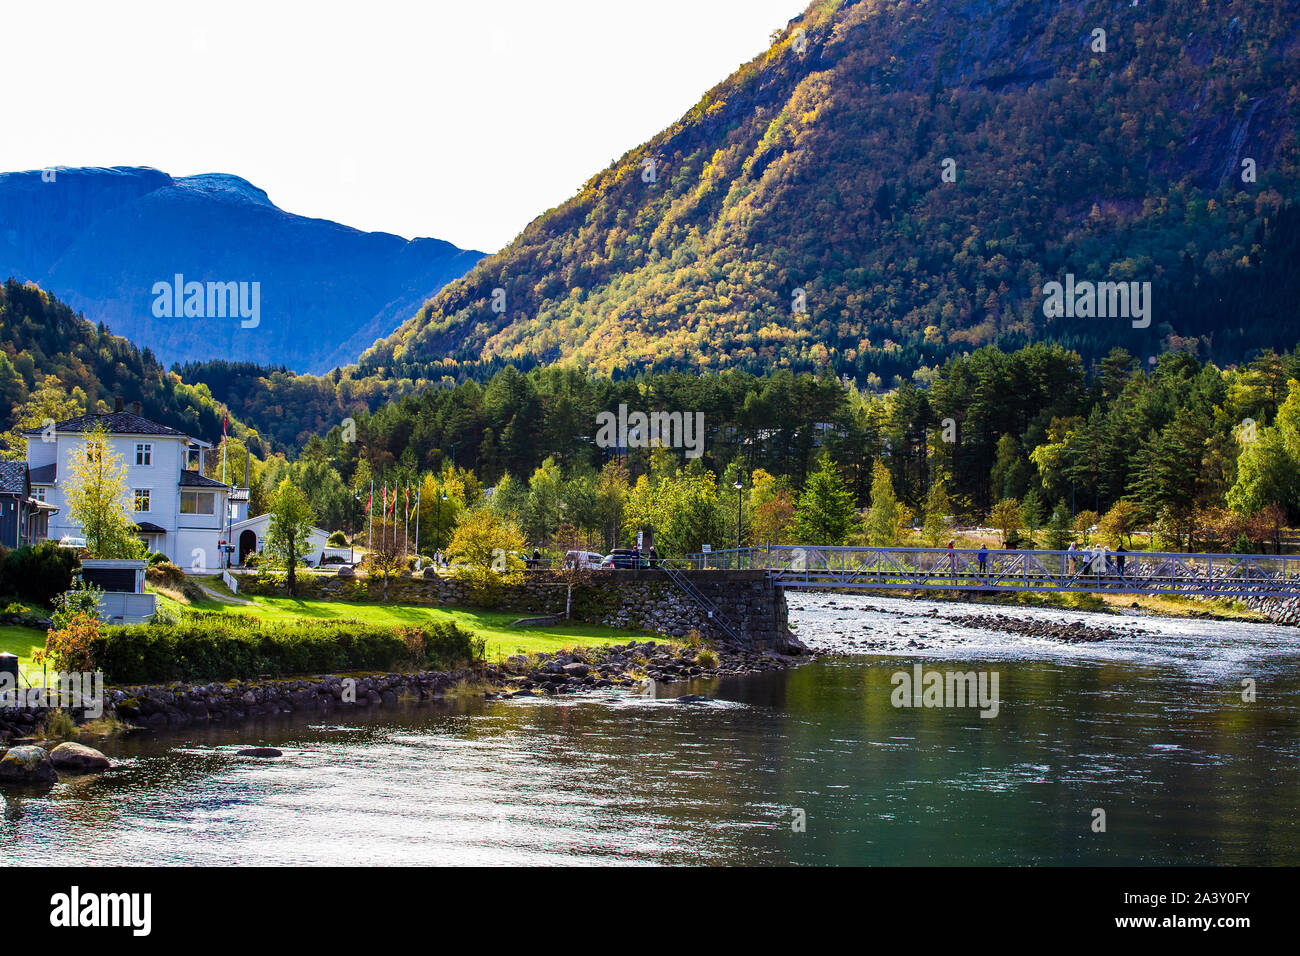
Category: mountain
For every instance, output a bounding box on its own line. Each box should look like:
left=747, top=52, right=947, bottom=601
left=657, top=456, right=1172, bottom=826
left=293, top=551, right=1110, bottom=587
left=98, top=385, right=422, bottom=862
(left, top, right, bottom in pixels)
left=359, top=0, right=1300, bottom=383
left=0, top=166, right=484, bottom=374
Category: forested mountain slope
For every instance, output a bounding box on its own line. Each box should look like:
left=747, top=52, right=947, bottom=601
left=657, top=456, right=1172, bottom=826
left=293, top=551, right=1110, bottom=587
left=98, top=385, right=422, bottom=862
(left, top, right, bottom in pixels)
left=361, top=0, right=1300, bottom=382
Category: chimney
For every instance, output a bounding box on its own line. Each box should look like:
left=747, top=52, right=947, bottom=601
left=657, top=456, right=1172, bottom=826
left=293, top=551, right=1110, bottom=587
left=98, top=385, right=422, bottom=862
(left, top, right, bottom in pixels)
left=114, top=396, right=124, bottom=413
left=131, top=401, right=142, bottom=416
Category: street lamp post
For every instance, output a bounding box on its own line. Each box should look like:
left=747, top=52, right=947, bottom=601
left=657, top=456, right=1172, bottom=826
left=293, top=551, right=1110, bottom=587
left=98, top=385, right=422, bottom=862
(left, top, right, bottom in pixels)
left=733, top=479, right=743, bottom=557
left=436, top=492, right=447, bottom=566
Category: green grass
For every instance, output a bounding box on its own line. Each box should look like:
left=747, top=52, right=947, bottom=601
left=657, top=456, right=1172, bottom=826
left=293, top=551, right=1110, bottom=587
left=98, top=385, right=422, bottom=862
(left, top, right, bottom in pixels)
left=0, top=623, right=47, bottom=680
left=183, top=594, right=649, bottom=660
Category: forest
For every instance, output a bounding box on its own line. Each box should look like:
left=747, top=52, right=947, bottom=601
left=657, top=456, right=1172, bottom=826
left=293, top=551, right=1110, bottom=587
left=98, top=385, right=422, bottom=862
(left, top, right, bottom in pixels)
left=204, top=342, right=1300, bottom=558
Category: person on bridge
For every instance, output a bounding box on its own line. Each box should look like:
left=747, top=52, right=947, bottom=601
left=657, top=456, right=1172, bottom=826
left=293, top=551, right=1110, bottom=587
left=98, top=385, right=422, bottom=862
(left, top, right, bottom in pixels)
left=1116, top=545, right=1127, bottom=579
left=648, top=544, right=659, bottom=568
left=977, top=544, right=988, bottom=578
left=1067, top=541, right=1079, bottom=573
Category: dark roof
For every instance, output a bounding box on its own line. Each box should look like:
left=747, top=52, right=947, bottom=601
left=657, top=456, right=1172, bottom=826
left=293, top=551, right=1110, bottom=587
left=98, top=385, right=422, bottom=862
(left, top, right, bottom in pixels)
left=133, top=521, right=167, bottom=534
left=180, top=470, right=228, bottom=488
left=28, top=463, right=56, bottom=484
left=23, top=411, right=188, bottom=438
left=0, top=460, right=27, bottom=495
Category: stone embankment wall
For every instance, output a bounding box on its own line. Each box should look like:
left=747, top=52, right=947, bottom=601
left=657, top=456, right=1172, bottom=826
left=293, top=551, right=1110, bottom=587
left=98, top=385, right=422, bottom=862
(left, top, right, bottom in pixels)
left=1241, top=595, right=1300, bottom=626
left=236, top=569, right=797, bottom=651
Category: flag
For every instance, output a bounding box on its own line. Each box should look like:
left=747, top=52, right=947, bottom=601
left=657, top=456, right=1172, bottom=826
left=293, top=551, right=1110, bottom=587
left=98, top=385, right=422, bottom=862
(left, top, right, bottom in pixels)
left=365, top=489, right=372, bottom=513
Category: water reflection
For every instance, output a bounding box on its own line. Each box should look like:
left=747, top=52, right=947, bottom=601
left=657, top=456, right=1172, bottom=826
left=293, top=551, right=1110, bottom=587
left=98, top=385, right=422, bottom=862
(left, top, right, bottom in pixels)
left=3, top=650, right=1299, bottom=866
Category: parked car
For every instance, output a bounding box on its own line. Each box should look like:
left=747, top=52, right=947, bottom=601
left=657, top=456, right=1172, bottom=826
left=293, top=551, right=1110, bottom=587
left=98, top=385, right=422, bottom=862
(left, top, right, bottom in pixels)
left=57, top=535, right=88, bottom=550
left=563, top=550, right=605, bottom=569
left=605, top=548, right=645, bottom=569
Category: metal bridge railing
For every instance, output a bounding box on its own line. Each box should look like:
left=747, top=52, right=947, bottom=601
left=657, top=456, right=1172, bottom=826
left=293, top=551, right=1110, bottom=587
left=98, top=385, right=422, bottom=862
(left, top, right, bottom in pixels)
left=682, top=546, right=1300, bottom=597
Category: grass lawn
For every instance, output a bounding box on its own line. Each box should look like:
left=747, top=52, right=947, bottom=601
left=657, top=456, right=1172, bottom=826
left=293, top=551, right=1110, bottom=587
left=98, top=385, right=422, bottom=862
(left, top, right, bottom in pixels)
left=153, top=587, right=652, bottom=660
left=0, top=623, right=48, bottom=681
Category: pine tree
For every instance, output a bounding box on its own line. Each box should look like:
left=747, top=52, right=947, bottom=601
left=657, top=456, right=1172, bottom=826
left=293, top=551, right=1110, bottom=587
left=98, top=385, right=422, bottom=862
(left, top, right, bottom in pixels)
left=794, top=454, right=856, bottom=545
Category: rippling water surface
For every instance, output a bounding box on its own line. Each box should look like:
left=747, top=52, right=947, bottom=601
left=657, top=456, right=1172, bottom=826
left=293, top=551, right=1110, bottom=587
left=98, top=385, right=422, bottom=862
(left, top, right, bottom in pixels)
left=4, top=593, right=1299, bottom=865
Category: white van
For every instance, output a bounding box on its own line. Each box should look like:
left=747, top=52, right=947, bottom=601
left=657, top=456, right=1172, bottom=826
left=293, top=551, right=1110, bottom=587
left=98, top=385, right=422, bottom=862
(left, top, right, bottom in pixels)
left=564, top=550, right=604, bottom=569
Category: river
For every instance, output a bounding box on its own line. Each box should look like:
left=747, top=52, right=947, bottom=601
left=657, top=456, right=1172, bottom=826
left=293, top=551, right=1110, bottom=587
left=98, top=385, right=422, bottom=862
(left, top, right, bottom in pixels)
left=3, top=593, right=1299, bottom=866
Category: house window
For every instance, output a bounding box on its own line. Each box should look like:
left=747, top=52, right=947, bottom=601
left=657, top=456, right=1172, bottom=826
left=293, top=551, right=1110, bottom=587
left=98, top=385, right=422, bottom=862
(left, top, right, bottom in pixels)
left=134, top=489, right=151, bottom=513
left=34, top=487, right=45, bottom=502
left=180, top=491, right=215, bottom=515
left=136, top=443, right=152, bottom=465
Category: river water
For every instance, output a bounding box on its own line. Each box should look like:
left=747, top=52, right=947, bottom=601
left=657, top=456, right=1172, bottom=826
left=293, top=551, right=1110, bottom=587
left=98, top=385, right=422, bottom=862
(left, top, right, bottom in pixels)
left=3, top=593, right=1299, bottom=866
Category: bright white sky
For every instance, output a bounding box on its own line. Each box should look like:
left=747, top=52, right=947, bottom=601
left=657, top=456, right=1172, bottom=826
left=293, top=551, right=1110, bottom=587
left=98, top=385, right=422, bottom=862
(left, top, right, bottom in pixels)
left=2, top=0, right=802, bottom=252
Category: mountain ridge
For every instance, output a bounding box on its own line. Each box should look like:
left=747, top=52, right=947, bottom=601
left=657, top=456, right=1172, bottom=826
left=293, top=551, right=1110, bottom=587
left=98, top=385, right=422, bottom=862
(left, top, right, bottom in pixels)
left=359, top=0, right=1300, bottom=381
left=0, top=165, right=484, bottom=374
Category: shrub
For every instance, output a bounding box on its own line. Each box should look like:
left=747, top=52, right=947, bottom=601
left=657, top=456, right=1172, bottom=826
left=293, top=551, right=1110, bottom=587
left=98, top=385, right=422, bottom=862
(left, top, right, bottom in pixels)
left=37, top=611, right=101, bottom=673
left=91, top=615, right=482, bottom=684
left=51, top=580, right=105, bottom=630
left=696, top=648, right=719, bottom=669
left=0, top=541, right=78, bottom=606
left=327, top=530, right=348, bottom=547
left=145, top=561, right=186, bottom=587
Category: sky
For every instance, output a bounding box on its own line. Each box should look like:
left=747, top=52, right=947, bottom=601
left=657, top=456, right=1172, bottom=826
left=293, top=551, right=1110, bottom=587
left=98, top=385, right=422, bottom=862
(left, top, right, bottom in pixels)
left=2, top=0, right=803, bottom=253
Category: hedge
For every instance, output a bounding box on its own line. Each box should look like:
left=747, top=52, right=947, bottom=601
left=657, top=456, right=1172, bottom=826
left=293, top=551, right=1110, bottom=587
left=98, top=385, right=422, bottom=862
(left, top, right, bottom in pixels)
left=92, top=614, right=483, bottom=684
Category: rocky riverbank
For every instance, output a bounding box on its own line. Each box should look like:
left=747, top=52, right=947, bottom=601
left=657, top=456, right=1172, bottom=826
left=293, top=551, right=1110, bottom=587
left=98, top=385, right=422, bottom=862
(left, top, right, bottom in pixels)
left=482, top=639, right=811, bottom=699
left=106, top=668, right=477, bottom=730
left=1, top=636, right=813, bottom=743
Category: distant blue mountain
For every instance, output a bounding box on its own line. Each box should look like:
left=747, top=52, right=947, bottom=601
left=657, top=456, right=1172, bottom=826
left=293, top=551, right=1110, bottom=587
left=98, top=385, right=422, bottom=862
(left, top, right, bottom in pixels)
left=0, top=166, right=484, bottom=373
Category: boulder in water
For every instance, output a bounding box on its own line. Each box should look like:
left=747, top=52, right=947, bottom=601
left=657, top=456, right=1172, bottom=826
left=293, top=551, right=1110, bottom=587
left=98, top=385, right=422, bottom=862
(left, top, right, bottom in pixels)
left=49, top=742, right=112, bottom=773
left=236, top=747, right=283, bottom=758
left=0, top=745, right=57, bottom=783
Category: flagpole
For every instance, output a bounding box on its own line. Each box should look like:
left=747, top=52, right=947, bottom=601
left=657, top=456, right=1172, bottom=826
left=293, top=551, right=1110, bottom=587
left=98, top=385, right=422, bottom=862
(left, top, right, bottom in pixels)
left=404, top=481, right=409, bottom=560
left=368, top=480, right=373, bottom=555
left=414, top=484, right=421, bottom=558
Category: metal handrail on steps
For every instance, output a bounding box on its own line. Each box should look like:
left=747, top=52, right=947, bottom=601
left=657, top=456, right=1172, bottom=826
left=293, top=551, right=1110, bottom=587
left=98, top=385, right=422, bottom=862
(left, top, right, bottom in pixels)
left=658, top=559, right=742, bottom=644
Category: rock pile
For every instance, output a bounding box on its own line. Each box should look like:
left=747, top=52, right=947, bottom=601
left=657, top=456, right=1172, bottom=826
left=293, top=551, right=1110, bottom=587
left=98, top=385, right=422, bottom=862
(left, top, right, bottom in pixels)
left=482, top=639, right=809, bottom=699
left=946, top=613, right=1148, bottom=643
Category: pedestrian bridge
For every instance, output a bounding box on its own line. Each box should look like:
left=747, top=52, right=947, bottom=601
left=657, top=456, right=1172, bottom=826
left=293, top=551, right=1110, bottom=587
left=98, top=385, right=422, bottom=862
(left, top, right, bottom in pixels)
left=683, top=546, right=1300, bottom=598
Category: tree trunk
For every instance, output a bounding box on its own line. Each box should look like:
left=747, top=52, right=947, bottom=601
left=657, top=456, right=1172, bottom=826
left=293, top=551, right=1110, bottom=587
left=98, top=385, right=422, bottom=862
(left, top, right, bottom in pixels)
left=287, top=539, right=297, bottom=596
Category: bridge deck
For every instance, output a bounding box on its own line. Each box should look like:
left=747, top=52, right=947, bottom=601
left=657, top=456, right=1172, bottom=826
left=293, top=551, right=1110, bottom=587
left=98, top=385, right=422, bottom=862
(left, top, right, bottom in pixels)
left=684, top=546, right=1300, bottom=598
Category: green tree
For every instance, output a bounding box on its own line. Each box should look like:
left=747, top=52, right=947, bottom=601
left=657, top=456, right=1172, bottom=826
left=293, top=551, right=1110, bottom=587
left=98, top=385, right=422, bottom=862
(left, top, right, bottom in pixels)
left=266, top=477, right=316, bottom=597
left=64, top=425, right=142, bottom=558
left=1044, top=504, right=1075, bottom=551
left=794, top=454, right=856, bottom=545
left=864, top=461, right=902, bottom=546
left=990, top=498, right=1023, bottom=546
left=447, top=507, right=525, bottom=606
left=922, top=478, right=951, bottom=546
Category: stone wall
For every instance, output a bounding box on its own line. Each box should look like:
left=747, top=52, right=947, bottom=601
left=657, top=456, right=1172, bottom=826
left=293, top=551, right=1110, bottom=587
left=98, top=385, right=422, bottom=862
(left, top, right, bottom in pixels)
left=233, top=568, right=798, bottom=651
left=1240, top=594, right=1300, bottom=626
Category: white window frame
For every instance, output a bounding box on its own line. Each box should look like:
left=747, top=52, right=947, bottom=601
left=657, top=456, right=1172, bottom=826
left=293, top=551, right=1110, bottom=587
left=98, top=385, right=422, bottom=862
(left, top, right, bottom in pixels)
left=133, top=488, right=152, bottom=513
left=180, top=490, right=215, bottom=515
left=136, top=442, right=153, bottom=466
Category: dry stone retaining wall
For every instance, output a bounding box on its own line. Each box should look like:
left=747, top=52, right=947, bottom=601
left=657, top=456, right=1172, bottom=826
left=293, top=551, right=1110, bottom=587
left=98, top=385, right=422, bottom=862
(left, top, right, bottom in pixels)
left=235, top=569, right=796, bottom=650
